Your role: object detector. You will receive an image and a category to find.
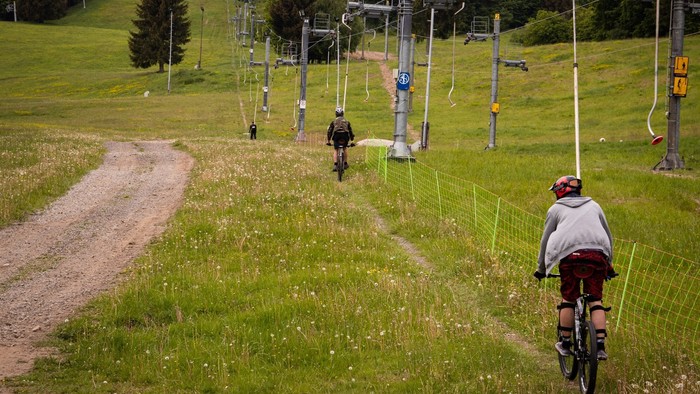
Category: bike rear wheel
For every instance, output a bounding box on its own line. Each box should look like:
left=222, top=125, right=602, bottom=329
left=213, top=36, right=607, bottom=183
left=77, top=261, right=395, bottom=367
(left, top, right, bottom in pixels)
left=337, top=149, right=344, bottom=182
left=558, top=326, right=578, bottom=380
left=578, top=320, right=598, bottom=393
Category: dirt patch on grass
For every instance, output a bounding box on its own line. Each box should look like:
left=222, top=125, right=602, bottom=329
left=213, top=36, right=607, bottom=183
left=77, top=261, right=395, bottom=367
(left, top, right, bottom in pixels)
left=352, top=51, right=419, bottom=141
left=0, top=141, right=194, bottom=383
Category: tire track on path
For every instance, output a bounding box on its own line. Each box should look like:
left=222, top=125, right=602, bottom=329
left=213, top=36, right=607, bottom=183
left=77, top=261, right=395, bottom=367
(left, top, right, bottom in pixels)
left=0, top=141, right=194, bottom=381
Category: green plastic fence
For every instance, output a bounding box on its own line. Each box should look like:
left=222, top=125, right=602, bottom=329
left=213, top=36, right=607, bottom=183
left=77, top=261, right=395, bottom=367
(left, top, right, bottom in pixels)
left=366, top=145, right=699, bottom=360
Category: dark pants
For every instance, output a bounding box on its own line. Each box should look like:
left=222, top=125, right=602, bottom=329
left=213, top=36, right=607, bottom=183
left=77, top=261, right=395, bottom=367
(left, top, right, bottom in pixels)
left=559, top=250, right=609, bottom=301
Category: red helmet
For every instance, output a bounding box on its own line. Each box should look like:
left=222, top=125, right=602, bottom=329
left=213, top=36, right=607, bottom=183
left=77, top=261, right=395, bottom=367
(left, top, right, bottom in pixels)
left=549, top=175, right=582, bottom=199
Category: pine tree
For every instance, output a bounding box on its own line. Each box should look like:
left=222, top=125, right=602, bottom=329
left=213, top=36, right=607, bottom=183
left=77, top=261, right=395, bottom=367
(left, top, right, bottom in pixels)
left=129, top=0, right=191, bottom=73
left=15, top=0, right=66, bottom=23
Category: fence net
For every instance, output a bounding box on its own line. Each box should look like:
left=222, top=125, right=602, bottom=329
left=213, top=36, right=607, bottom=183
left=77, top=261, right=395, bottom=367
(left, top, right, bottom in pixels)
left=366, top=146, right=699, bottom=361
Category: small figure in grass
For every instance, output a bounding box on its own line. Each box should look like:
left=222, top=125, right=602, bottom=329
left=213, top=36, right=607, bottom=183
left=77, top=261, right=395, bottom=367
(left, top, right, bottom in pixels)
left=326, top=107, right=354, bottom=171
left=249, top=121, right=257, bottom=140
left=534, top=175, right=617, bottom=361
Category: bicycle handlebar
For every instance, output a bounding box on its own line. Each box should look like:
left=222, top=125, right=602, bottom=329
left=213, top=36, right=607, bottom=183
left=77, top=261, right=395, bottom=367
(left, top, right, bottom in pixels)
left=326, top=142, right=356, bottom=147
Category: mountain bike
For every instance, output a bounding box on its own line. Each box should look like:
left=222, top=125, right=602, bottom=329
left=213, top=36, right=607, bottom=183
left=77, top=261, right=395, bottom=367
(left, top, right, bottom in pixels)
left=327, top=141, right=354, bottom=182
left=547, top=274, right=600, bottom=394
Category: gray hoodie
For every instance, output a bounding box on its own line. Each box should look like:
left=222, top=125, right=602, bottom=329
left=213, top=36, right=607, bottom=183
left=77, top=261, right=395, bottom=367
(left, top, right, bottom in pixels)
left=537, top=196, right=613, bottom=275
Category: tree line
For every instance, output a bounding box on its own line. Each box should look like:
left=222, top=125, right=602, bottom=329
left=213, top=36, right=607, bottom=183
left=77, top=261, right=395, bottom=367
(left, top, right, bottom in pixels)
left=268, top=0, right=699, bottom=47
left=2, top=0, right=697, bottom=72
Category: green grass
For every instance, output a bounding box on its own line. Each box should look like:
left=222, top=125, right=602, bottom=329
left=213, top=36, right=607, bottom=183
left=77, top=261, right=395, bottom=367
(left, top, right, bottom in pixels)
left=0, top=128, right=104, bottom=226
left=1, top=0, right=699, bottom=391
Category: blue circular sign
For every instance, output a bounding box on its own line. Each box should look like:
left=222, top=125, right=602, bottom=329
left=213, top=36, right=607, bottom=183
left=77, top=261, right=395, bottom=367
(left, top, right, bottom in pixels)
left=397, top=72, right=410, bottom=90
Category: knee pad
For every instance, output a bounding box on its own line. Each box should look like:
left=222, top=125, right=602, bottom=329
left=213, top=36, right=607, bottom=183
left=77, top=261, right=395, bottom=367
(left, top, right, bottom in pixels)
left=590, top=304, right=612, bottom=313
left=557, top=302, right=575, bottom=311
left=558, top=324, right=574, bottom=332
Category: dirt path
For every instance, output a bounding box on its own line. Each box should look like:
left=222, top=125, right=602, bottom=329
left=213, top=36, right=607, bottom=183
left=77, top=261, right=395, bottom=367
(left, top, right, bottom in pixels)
left=0, top=141, right=194, bottom=381
left=351, top=51, right=419, bottom=141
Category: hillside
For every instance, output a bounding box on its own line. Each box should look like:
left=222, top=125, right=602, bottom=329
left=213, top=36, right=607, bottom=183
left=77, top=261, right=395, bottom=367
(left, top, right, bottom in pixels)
left=0, top=0, right=699, bottom=392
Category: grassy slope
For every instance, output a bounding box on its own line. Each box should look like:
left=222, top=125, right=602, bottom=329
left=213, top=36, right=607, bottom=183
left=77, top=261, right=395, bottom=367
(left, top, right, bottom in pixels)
left=0, top=0, right=699, bottom=392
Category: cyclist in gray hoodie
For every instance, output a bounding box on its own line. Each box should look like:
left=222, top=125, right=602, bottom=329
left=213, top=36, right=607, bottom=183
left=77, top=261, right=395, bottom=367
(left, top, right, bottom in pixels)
left=534, top=175, right=615, bottom=361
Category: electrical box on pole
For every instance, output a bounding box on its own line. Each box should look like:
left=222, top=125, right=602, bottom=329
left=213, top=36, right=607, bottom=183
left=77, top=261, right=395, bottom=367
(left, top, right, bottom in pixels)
left=655, top=0, right=688, bottom=170
left=487, top=13, right=500, bottom=150
left=463, top=13, right=527, bottom=149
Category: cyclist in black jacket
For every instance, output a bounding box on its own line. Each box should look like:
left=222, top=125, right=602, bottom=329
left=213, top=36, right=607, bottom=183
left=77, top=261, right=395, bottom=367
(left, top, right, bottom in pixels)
left=326, top=107, right=354, bottom=172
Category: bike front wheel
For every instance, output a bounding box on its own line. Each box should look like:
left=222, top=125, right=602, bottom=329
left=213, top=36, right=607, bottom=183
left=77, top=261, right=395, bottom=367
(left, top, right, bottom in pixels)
left=578, top=320, right=598, bottom=394
left=558, top=326, right=578, bottom=380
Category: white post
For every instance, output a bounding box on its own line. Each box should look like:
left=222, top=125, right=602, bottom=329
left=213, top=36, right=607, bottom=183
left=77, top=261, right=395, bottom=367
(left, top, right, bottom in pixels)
left=572, top=0, right=581, bottom=179
left=336, top=23, right=341, bottom=108
left=342, top=14, right=352, bottom=111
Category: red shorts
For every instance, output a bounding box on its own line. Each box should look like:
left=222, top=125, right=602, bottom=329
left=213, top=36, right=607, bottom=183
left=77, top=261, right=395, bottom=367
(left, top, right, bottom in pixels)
left=559, top=250, right=609, bottom=302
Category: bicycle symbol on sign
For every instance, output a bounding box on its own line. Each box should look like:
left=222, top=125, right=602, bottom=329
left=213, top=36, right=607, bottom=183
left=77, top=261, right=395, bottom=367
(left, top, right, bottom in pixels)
left=397, top=72, right=410, bottom=90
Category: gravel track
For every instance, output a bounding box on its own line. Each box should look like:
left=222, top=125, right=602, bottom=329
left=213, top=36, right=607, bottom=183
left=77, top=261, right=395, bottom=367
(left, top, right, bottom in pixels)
left=0, top=140, right=194, bottom=381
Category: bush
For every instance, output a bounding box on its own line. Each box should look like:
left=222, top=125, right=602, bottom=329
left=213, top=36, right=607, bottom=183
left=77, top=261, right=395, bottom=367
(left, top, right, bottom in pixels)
left=520, top=10, right=571, bottom=46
